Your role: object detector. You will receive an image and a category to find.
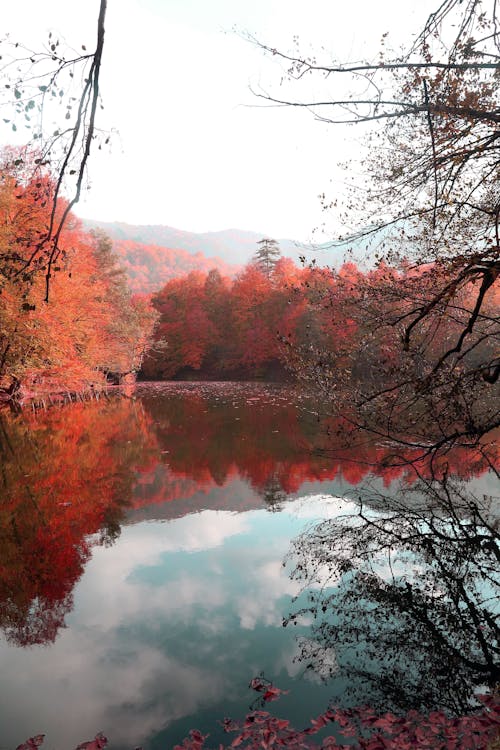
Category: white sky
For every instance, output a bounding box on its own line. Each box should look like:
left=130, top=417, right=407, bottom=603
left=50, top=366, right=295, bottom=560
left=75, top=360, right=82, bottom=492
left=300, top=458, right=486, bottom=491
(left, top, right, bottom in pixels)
left=2, top=0, right=436, bottom=241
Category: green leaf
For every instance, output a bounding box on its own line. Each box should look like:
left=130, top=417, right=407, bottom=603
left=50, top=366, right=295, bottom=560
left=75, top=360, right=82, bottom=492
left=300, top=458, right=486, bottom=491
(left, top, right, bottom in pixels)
left=14, top=88, right=21, bottom=99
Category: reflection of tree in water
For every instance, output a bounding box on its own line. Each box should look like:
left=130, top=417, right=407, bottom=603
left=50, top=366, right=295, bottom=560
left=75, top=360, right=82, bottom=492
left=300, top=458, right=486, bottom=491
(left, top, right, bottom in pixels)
left=0, top=398, right=157, bottom=647
left=285, top=474, right=499, bottom=715
left=261, top=473, right=288, bottom=512
left=139, top=383, right=496, bottom=500
left=1, top=592, right=75, bottom=648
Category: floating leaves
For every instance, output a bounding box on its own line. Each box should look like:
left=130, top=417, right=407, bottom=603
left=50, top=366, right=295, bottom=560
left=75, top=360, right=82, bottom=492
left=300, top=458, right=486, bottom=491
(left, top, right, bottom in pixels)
left=19, top=688, right=497, bottom=749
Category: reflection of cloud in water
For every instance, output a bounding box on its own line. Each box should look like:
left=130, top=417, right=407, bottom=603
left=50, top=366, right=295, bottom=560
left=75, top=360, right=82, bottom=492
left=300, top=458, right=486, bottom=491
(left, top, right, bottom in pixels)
left=0, top=633, right=226, bottom=747
left=235, top=559, right=300, bottom=630
left=0, top=507, right=308, bottom=748
left=78, top=512, right=249, bottom=628
left=284, top=494, right=358, bottom=520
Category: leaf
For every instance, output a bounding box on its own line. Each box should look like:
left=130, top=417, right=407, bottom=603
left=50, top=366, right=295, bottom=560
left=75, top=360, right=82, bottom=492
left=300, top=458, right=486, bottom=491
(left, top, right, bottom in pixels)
left=16, top=736, right=45, bottom=750
left=75, top=733, right=108, bottom=750
left=262, top=686, right=289, bottom=703
left=249, top=677, right=268, bottom=692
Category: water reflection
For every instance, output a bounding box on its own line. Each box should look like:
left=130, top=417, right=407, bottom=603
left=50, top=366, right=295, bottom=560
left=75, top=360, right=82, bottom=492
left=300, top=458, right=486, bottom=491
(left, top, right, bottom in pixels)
left=0, top=507, right=323, bottom=749
left=0, top=384, right=496, bottom=649
left=285, top=474, right=499, bottom=715
left=0, top=398, right=158, bottom=645
left=0, top=383, right=498, bottom=749
left=138, top=382, right=496, bottom=485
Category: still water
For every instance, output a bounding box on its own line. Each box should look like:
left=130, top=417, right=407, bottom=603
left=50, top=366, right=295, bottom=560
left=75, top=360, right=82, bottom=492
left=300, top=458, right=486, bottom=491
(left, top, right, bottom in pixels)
left=0, top=382, right=498, bottom=749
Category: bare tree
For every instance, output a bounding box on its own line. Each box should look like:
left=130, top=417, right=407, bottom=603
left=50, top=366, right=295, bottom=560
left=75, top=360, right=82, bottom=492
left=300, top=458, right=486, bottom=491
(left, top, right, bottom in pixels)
left=253, top=0, right=499, bottom=450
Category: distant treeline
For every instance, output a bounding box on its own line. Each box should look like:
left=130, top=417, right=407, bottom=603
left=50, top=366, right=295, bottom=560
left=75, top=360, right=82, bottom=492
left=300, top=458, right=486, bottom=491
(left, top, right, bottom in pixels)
left=141, top=259, right=389, bottom=381
left=142, top=256, right=499, bottom=392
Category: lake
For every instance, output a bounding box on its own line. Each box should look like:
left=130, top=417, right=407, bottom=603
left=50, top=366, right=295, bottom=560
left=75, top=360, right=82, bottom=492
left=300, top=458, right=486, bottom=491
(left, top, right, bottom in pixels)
left=0, top=382, right=498, bottom=749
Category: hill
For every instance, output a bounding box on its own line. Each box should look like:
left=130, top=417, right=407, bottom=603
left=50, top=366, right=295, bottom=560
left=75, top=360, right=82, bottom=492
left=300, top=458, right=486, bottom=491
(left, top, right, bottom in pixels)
left=81, top=219, right=370, bottom=295
left=109, top=238, right=240, bottom=295
left=81, top=219, right=356, bottom=267
left=82, top=219, right=297, bottom=265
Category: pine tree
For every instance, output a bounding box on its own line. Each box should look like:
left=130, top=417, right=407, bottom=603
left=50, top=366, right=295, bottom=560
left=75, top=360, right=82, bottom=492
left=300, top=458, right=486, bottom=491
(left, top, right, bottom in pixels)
left=254, top=238, right=281, bottom=278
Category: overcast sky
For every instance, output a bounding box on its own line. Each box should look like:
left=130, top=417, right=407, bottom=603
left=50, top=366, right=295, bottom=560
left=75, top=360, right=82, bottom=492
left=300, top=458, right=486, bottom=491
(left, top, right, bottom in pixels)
left=2, top=0, right=436, bottom=241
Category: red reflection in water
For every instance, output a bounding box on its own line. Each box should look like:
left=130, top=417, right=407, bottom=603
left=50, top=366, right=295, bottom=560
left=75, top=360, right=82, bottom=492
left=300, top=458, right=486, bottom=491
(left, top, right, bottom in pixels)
left=0, top=384, right=496, bottom=646
left=132, top=384, right=496, bottom=513
left=0, top=398, right=158, bottom=646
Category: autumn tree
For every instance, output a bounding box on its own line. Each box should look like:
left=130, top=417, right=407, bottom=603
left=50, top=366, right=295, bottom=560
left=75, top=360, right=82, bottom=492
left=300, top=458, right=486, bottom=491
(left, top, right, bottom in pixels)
left=0, top=0, right=107, bottom=300
left=252, top=0, right=500, bottom=453
left=88, top=230, right=158, bottom=381
left=0, top=153, right=157, bottom=398
left=143, top=263, right=303, bottom=380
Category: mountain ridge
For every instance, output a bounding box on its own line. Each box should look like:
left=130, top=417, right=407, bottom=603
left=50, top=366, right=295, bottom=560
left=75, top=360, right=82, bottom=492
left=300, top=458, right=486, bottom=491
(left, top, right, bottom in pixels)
left=80, top=218, right=360, bottom=295
left=83, top=218, right=303, bottom=264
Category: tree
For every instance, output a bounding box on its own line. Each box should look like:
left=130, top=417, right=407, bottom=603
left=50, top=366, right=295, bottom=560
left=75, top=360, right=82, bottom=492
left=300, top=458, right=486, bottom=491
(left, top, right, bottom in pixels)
left=0, top=0, right=107, bottom=300
left=0, top=155, right=157, bottom=398
left=88, top=230, right=158, bottom=381
left=253, top=238, right=281, bottom=278
left=251, top=0, right=500, bottom=453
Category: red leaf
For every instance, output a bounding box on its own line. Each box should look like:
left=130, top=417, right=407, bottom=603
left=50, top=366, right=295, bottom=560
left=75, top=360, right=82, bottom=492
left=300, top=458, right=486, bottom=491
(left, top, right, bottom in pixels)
left=16, top=737, right=45, bottom=750
left=75, top=732, right=108, bottom=750
left=262, top=686, right=289, bottom=703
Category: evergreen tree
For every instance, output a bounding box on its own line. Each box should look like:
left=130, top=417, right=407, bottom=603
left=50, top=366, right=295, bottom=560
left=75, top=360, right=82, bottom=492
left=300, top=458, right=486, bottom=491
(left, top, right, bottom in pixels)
left=254, top=238, right=281, bottom=278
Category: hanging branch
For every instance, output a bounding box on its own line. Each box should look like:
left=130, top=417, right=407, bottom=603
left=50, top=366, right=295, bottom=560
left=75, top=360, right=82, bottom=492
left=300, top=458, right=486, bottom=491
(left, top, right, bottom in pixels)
left=43, top=0, right=107, bottom=301
left=423, top=78, right=439, bottom=231
left=0, top=0, right=108, bottom=300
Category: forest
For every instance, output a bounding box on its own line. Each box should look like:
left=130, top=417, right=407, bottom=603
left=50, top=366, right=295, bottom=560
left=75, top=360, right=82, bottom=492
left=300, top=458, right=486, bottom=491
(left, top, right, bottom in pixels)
left=109, top=238, right=239, bottom=296
left=143, top=253, right=499, bottom=383
left=0, top=145, right=498, bottom=470
left=140, top=246, right=498, bottom=461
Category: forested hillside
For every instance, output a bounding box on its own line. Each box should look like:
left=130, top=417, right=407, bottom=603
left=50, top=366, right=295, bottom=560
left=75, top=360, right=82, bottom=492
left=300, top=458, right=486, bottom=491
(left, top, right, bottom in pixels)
left=82, top=219, right=299, bottom=264
left=82, top=218, right=352, bottom=270
left=110, top=238, right=240, bottom=294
